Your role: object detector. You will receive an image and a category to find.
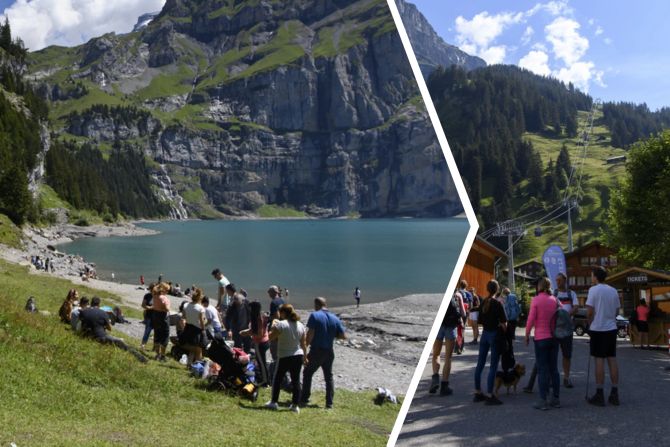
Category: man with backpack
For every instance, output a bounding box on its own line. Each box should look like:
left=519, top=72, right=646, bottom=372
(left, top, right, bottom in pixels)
left=555, top=273, right=578, bottom=388
left=430, top=292, right=466, bottom=396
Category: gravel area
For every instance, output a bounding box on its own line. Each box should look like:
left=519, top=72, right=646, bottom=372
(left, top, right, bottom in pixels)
left=397, top=327, right=670, bottom=447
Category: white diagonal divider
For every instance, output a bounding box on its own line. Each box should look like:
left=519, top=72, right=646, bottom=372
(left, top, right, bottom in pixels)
left=384, top=0, right=479, bottom=445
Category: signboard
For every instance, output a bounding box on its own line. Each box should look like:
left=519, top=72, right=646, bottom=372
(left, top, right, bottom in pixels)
left=543, top=245, right=567, bottom=292
left=627, top=274, right=648, bottom=284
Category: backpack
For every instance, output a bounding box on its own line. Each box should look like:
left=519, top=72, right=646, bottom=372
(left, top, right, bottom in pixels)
left=551, top=297, right=573, bottom=339
left=505, top=294, right=521, bottom=321
left=442, top=295, right=460, bottom=327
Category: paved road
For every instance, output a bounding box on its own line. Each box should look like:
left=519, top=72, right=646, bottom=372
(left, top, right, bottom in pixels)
left=397, top=328, right=670, bottom=447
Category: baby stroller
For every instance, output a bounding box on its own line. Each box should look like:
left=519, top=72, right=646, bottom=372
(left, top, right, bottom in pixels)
left=206, top=335, right=258, bottom=401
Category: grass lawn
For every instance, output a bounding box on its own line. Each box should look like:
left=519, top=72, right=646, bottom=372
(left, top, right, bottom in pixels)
left=0, top=214, right=22, bottom=248
left=256, top=204, right=307, bottom=218
left=0, top=259, right=398, bottom=446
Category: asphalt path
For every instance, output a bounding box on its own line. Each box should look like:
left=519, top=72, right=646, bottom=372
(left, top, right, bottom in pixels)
left=397, top=328, right=670, bottom=447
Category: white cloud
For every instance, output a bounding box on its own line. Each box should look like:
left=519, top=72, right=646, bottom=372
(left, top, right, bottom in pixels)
left=480, top=46, right=507, bottom=65
left=2, top=0, right=166, bottom=50
left=545, top=17, right=589, bottom=65
left=521, top=26, right=534, bottom=45
left=604, top=37, right=612, bottom=45
left=595, top=26, right=604, bottom=36
left=588, top=18, right=595, bottom=26
left=519, top=50, right=551, bottom=76
left=554, top=61, right=605, bottom=91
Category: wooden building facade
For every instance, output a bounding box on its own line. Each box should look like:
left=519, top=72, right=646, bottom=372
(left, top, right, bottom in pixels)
left=460, top=236, right=507, bottom=295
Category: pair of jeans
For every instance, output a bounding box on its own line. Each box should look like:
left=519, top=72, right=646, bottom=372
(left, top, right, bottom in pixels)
left=271, top=354, right=303, bottom=405
left=254, top=341, right=270, bottom=385
left=534, top=337, right=560, bottom=401
left=474, top=329, right=500, bottom=394
left=141, top=318, right=153, bottom=345
left=301, top=347, right=335, bottom=407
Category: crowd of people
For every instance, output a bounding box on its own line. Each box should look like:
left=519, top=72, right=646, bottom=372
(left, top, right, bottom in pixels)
left=30, top=255, right=54, bottom=272
left=431, top=266, right=623, bottom=410
left=54, top=267, right=348, bottom=412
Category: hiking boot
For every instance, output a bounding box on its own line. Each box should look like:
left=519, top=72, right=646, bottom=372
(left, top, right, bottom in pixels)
left=485, top=395, right=503, bottom=406
left=563, top=378, right=573, bottom=388
left=429, top=374, right=440, bottom=394
left=440, top=381, right=453, bottom=396
left=533, top=400, right=549, bottom=410
left=608, top=389, right=620, bottom=406
left=588, top=390, right=606, bottom=407
left=265, top=401, right=278, bottom=410
left=473, top=392, right=486, bottom=403
left=549, top=397, right=561, bottom=408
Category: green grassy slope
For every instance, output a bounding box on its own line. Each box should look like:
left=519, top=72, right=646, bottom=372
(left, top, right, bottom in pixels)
left=0, top=259, right=397, bottom=446
left=483, top=110, right=627, bottom=261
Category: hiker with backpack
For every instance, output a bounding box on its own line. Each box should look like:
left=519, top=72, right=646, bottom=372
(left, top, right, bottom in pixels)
left=500, top=288, right=520, bottom=374
left=555, top=273, right=578, bottom=388
left=525, top=277, right=561, bottom=410
left=468, top=287, right=481, bottom=344
left=430, top=291, right=466, bottom=396
left=473, top=280, right=507, bottom=405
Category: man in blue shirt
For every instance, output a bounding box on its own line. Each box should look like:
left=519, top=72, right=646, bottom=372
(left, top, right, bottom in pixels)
left=300, top=297, right=346, bottom=409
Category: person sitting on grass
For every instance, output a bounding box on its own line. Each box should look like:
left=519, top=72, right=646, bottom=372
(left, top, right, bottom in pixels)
left=79, top=297, right=147, bottom=363
left=70, top=296, right=90, bottom=333
left=265, top=304, right=307, bottom=413
left=59, top=289, right=78, bottom=324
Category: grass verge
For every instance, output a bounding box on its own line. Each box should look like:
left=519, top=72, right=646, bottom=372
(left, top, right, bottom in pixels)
left=0, top=259, right=397, bottom=446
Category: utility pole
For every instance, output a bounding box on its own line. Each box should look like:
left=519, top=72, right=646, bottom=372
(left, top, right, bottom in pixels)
left=493, top=221, right=525, bottom=293
left=565, top=197, right=577, bottom=252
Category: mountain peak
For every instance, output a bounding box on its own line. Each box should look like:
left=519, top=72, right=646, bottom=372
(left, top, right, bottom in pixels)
left=133, top=11, right=161, bottom=32
left=395, top=0, right=485, bottom=76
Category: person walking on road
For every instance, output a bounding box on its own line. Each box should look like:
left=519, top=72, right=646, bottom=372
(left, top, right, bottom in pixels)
left=473, top=280, right=507, bottom=405
left=555, top=273, right=578, bottom=388
left=300, top=297, right=346, bottom=409
left=430, top=292, right=466, bottom=396
left=586, top=266, right=620, bottom=406
left=468, top=286, right=481, bottom=344
left=525, top=277, right=561, bottom=410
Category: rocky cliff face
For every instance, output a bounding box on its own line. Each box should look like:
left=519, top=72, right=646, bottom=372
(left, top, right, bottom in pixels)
left=395, top=0, right=485, bottom=76
left=28, top=0, right=464, bottom=218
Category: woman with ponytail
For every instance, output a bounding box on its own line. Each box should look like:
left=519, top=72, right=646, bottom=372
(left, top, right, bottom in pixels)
left=473, top=279, right=507, bottom=405
left=266, top=303, right=307, bottom=413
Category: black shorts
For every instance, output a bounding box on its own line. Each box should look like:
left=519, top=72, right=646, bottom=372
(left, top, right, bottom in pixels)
left=636, top=320, right=649, bottom=333
left=152, top=311, right=170, bottom=347
left=589, top=330, right=617, bottom=358
left=182, top=323, right=204, bottom=347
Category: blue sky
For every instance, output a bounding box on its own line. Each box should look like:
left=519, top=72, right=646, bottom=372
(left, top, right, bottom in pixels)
left=411, top=0, right=670, bottom=110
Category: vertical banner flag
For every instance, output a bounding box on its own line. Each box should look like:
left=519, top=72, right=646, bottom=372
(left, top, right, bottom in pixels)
left=543, top=245, right=567, bottom=292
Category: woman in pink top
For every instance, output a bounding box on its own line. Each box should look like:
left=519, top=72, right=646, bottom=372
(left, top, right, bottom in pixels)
left=635, top=299, right=650, bottom=349
left=525, top=277, right=561, bottom=410
left=240, top=301, right=270, bottom=386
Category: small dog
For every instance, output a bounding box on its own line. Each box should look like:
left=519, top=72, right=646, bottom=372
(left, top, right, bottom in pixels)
left=494, top=363, right=526, bottom=395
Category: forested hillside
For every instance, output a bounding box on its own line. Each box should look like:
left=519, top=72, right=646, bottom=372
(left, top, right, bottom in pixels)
left=426, top=64, right=650, bottom=260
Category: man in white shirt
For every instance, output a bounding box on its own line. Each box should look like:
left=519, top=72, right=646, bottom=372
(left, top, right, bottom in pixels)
left=555, top=273, right=579, bottom=388
left=211, top=268, right=230, bottom=311
left=586, top=266, right=620, bottom=406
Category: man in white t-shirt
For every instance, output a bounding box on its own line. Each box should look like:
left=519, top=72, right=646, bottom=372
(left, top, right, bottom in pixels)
left=555, top=273, right=579, bottom=388
left=211, top=268, right=230, bottom=310
left=586, top=266, right=620, bottom=407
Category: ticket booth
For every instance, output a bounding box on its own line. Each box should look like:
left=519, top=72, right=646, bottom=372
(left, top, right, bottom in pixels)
left=606, top=268, right=670, bottom=347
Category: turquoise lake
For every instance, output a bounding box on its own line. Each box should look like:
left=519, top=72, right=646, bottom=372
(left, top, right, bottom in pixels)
left=58, top=219, right=470, bottom=308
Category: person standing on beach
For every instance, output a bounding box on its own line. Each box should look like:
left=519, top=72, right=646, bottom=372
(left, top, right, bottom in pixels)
left=140, top=283, right=155, bottom=350
left=149, top=283, right=171, bottom=362
left=225, top=284, right=251, bottom=352
left=586, top=266, right=620, bottom=406
left=211, top=268, right=230, bottom=311
left=267, top=285, right=288, bottom=386
left=140, top=275, right=145, bottom=286
left=300, top=297, right=346, bottom=408
left=354, top=287, right=361, bottom=308
left=430, top=292, right=465, bottom=396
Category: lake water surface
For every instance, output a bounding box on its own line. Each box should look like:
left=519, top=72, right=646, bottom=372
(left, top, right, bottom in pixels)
left=58, top=219, right=469, bottom=308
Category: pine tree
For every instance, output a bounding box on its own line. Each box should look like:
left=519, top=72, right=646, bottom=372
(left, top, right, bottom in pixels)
left=0, top=17, right=11, bottom=50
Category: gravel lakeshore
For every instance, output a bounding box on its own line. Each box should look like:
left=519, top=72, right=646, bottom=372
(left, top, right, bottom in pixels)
left=0, top=222, right=444, bottom=396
